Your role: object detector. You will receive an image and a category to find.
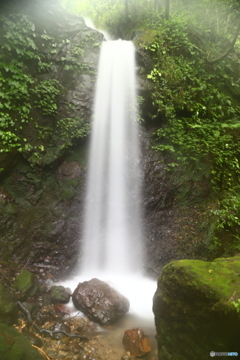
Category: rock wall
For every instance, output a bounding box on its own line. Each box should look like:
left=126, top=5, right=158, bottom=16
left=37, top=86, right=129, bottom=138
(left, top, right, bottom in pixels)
left=0, top=3, right=102, bottom=276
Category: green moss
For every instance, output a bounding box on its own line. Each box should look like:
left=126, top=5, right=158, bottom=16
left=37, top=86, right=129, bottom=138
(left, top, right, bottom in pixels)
left=14, top=270, right=39, bottom=296
left=154, top=256, right=240, bottom=359
left=167, top=257, right=240, bottom=300
left=0, top=323, right=45, bottom=360
left=0, top=285, right=18, bottom=325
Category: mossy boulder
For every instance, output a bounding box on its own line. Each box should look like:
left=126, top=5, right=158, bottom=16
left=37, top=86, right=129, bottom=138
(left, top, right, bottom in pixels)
left=153, top=256, right=240, bottom=360
left=15, top=270, right=40, bottom=296
left=49, top=285, right=71, bottom=304
left=0, top=323, right=45, bottom=360
left=0, top=285, right=18, bottom=325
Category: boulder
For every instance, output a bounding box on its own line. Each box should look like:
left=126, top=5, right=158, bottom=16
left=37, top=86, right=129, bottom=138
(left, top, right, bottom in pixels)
left=14, top=270, right=40, bottom=296
left=122, top=328, right=151, bottom=357
left=0, top=284, right=18, bottom=325
left=72, top=278, right=130, bottom=324
left=49, top=285, right=71, bottom=304
left=153, top=256, right=240, bottom=360
left=0, top=323, right=45, bottom=360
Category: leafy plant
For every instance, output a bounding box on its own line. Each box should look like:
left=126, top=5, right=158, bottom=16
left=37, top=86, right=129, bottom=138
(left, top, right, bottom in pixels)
left=231, top=299, right=240, bottom=313
left=31, top=79, right=61, bottom=116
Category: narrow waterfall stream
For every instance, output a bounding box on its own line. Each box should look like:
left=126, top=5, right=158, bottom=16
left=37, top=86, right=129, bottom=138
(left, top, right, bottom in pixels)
left=60, top=40, right=158, bottom=359
left=81, top=40, right=142, bottom=275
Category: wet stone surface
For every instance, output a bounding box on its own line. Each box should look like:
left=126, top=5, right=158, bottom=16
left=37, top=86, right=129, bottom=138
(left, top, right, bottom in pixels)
left=72, top=278, right=130, bottom=325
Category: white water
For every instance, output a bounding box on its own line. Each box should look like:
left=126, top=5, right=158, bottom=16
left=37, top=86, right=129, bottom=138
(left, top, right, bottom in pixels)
left=81, top=40, right=143, bottom=275
left=60, top=41, right=156, bottom=330
left=84, top=17, right=111, bottom=41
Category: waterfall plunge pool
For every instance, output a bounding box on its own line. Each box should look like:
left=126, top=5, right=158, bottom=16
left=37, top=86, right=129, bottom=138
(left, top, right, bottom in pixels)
left=59, top=273, right=158, bottom=359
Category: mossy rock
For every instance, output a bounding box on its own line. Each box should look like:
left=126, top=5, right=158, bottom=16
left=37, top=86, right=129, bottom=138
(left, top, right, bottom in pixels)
left=153, top=256, right=240, bottom=360
left=14, top=270, right=40, bottom=296
left=49, top=285, right=71, bottom=304
left=0, top=285, right=18, bottom=325
left=0, top=323, right=45, bottom=360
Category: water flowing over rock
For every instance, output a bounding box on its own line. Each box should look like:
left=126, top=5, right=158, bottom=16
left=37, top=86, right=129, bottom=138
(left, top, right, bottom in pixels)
left=72, top=278, right=130, bottom=325
left=122, top=327, right=151, bottom=357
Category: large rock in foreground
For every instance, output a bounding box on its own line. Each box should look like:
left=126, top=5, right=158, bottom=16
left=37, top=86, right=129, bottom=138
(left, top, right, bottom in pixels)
left=153, top=256, right=240, bottom=360
left=72, top=278, right=130, bottom=324
left=0, top=323, right=45, bottom=360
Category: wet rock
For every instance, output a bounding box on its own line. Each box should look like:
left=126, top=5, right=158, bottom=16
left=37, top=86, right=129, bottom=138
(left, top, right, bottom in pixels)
left=58, top=161, right=82, bottom=179
left=122, top=328, right=151, bottom=357
left=0, top=284, right=18, bottom=325
left=153, top=256, right=240, bottom=359
left=122, top=351, right=137, bottom=360
left=54, top=303, right=73, bottom=315
left=72, top=278, right=130, bottom=325
left=0, top=323, right=45, bottom=360
left=50, top=321, right=71, bottom=339
left=35, top=305, right=56, bottom=326
left=0, top=3, right=102, bottom=274
left=49, top=285, right=71, bottom=304
left=15, top=269, right=40, bottom=296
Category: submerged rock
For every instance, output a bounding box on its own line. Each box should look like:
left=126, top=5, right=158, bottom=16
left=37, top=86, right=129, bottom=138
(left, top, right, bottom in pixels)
left=72, top=278, right=130, bottom=324
left=153, top=256, right=240, bottom=360
left=122, top=327, right=151, bottom=357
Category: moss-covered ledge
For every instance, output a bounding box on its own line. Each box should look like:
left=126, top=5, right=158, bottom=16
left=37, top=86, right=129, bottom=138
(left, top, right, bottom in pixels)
left=153, top=256, right=240, bottom=360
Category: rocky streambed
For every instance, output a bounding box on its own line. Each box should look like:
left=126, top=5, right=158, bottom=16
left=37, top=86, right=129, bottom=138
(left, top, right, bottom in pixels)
left=0, top=261, right=158, bottom=360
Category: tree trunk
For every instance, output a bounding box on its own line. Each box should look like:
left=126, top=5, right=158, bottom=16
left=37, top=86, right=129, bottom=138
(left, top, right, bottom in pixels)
left=165, top=0, right=170, bottom=19
left=125, top=0, right=129, bottom=19
left=154, top=0, right=161, bottom=11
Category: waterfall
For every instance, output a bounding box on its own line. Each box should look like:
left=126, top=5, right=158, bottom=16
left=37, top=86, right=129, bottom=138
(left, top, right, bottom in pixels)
left=81, top=40, right=143, bottom=276
left=60, top=40, right=156, bottom=321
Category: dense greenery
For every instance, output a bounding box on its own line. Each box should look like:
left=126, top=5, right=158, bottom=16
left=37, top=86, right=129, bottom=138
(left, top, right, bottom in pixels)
left=0, top=11, right=93, bottom=169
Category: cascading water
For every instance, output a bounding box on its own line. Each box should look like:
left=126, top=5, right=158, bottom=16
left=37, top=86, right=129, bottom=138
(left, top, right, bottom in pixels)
left=58, top=39, right=158, bottom=359
left=81, top=40, right=142, bottom=276
left=59, top=41, right=157, bottom=358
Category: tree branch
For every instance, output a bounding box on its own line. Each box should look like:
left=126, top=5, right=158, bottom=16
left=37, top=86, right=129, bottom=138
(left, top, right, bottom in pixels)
left=17, top=301, right=89, bottom=341
left=206, top=22, right=240, bottom=64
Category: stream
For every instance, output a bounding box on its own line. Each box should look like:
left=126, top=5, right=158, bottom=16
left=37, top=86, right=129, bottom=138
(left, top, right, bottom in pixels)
left=58, top=274, right=158, bottom=359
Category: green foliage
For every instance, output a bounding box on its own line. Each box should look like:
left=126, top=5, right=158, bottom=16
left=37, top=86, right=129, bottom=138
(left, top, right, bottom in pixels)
left=0, top=14, right=36, bottom=154
left=145, top=16, right=240, bottom=190
left=31, top=79, right=61, bottom=116
left=139, top=12, right=240, bottom=250
left=0, top=12, right=91, bottom=166
left=231, top=299, right=240, bottom=313
left=57, top=117, right=91, bottom=148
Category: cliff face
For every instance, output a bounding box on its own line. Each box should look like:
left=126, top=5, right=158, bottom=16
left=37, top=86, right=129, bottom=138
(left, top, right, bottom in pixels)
left=0, top=4, right=223, bottom=277
left=0, top=3, right=102, bottom=275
